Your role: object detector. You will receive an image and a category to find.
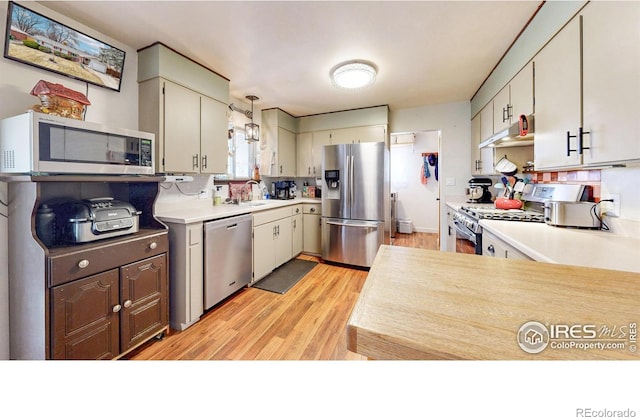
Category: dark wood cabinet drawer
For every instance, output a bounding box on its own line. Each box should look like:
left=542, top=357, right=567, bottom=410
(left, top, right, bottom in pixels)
left=48, top=230, right=169, bottom=287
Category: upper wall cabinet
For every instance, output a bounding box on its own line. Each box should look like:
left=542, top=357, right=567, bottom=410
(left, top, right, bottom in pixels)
left=329, top=125, right=387, bottom=145
left=138, top=43, right=230, bottom=174
left=478, top=62, right=534, bottom=142
left=297, top=130, right=331, bottom=178
left=261, top=108, right=298, bottom=177
left=471, top=113, right=494, bottom=175
left=534, top=2, right=640, bottom=170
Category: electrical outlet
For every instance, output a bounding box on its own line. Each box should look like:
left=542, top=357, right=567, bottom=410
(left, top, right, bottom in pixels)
left=601, top=194, right=620, bottom=217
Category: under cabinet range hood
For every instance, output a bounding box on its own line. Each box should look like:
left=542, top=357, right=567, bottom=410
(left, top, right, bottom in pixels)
left=479, top=114, right=534, bottom=148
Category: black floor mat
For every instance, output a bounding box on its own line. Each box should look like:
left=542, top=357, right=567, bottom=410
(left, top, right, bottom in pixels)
left=252, top=259, right=318, bottom=294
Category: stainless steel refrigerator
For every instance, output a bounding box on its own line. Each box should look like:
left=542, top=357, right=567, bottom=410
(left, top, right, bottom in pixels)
left=321, top=142, right=390, bottom=268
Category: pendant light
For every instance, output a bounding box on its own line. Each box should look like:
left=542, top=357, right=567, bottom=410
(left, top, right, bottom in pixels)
left=245, top=95, right=260, bottom=142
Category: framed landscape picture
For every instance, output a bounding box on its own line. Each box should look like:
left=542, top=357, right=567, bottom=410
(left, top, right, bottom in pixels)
left=4, top=1, right=126, bottom=92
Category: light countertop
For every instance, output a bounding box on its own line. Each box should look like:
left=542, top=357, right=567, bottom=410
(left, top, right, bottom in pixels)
left=446, top=198, right=640, bottom=274
left=347, top=245, right=640, bottom=360
left=155, top=198, right=321, bottom=224
left=480, top=220, right=640, bottom=274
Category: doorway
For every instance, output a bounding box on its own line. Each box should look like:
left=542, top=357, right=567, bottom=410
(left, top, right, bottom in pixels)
left=389, top=130, right=442, bottom=246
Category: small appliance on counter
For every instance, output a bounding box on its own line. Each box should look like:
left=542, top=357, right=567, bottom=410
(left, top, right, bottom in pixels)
left=543, top=201, right=600, bottom=229
left=466, top=178, right=493, bottom=203
left=274, top=180, right=296, bottom=200
left=36, top=197, right=141, bottom=246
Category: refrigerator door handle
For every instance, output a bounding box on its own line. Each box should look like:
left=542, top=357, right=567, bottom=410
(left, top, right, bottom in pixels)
left=349, top=154, right=355, bottom=210
left=325, top=220, right=380, bottom=228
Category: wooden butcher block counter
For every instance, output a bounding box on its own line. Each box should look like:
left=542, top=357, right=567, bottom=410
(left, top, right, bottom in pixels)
left=347, top=245, right=639, bottom=360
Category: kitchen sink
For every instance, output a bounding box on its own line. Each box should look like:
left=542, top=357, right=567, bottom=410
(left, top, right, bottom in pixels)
left=239, top=201, right=267, bottom=206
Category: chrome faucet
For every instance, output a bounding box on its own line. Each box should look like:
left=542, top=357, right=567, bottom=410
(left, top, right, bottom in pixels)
left=244, top=180, right=260, bottom=201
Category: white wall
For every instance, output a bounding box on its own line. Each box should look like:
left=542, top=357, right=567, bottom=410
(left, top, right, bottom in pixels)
left=391, top=131, right=440, bottom=233
left=0, top=1, right=139, bottom=127
left=389, top=101, right=471, bottom=249
left=0, top=181, right=8, bottom=359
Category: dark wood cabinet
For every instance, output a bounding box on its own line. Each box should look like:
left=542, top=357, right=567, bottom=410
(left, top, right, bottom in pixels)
left=5, top=176, right=170, bottom=360
left=49, top=233, right=168, bottom=360
left=50, top=252, right=168, bottom=360
left=51, top=269, right=120, bottom=360
left=120, top=254, right=168, bottom=353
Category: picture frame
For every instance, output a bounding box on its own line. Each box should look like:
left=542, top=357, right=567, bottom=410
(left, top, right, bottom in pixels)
left=3, top=1, right=126, bottom=92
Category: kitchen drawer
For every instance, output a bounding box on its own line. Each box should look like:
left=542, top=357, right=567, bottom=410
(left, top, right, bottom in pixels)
left=48, top=230, right=169, bottom=287
left=252, top=206, right=292, bottom=227
left=303, top=203, right=321, bottom=215
left=291, top=204, right=302, bottom=216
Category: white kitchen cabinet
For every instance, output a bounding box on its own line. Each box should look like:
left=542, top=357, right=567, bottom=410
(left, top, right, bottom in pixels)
left=534, top=2, right=640, bottom=170
left=253, top=207, right=294, bottom=282
left=298, top=130, right=332, bottom=178
left=482, top=230, right=532, bottom=260
left=292, top=205, right=303, bottom=257
left=479, top=102, right=493, bottom=142
left=162, top=221, right=204, bottom=331
left=445, top=207, right=457, bottom=253
left=297, top=132, right=313, bottom=177
left=581, top=2, right=640, bottom=165
left=302, top=203, right=321, bottom=255
left=261, top=108, right=298, bottom=177
left=493, top=62, right=534, bottom=133
left=139, top=78, right=228, bottom=174
left=330, top=125, right=387, bottom=145
left=509, top=62, right=534, bottom=121
left=534, top=15, right=581, bottom=170
left=471, top=114, right=494, bottom=175
left=492, top=84, right=511, bottom=134
left=138, top=43, right=229, bottom=174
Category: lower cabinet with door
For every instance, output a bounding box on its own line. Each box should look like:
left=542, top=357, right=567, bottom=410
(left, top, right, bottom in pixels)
left=252, top=206, right=294, bottom=282
left=48, top=230, right=169, bottom=360
left=302, top=203, right=322, bottom=255
left=482, top=229, right=532, bottom=260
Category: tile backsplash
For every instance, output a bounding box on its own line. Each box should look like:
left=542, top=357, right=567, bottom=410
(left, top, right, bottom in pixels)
left=527, top=169, right=602, bottom=201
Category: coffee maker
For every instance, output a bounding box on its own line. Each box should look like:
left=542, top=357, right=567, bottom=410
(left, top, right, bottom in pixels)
left=466, top=177, right=493, bottom=203
left=274, top=180, right=296, bottom=200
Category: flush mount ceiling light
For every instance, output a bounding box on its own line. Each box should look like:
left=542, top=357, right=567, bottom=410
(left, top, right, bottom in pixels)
left=244, top=95, right=260, bottom=142
left=330, top=60, right=377, bottom=89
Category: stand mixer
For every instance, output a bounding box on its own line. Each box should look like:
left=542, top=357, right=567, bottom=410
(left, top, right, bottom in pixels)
left=466, top=177, right=493, bottom=203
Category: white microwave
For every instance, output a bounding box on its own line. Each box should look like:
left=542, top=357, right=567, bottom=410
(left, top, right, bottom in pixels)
left=0, top=111, right=155, bottom=175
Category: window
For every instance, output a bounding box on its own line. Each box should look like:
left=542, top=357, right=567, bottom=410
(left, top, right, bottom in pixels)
left=223, top=125, right=257, bottom=180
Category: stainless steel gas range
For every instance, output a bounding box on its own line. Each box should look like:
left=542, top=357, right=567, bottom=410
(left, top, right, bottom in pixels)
left=452, top=205, right=544, bottom=254
left=452, top=183, right=588, bottom=255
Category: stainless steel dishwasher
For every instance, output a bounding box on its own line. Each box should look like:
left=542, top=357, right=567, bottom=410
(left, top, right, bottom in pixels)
left=203, top=213, right=252, bottom=310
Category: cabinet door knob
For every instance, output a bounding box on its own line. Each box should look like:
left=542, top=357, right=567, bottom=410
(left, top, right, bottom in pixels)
left=310, top=207, right=315, bottom=213
left=123, top=300, right=132, bottom=308
left=487, top=244, right=495, bottom=255
left=112, top=304, right=122, bottom=313
left=149, top=242, right=158, bottom=250
left=78, top=259, right=89, bottom=269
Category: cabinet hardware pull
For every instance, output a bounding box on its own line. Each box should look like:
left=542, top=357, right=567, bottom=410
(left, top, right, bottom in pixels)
left=77, top=259, right=89, bottom=269
left=308, top=167, right=311, bottom=175
left=578, top=127, right=591, bottom=155
left=487, top=244, right=495, bottom=255
left=149, top=242, right=158, bottom=250
left=310, top=207, right=315, bottom=213
left=566, top=131, right=578, bottom=157
left=123, top=300, right=132, bottom=308
left=502, top=106, right=508, bottom=123
left=507, top=104, right=512, bottom=121
left=202, top=155, right=208, bottom=169
left=112, top=304, right=122, bottom=313
left=193, top=154, right=199, bottom=169
left=280, top=165, right=283, bottom=174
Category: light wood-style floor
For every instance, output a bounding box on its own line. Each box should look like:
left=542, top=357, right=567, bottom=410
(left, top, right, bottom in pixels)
left=125, top=232, right=441, bottom=360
